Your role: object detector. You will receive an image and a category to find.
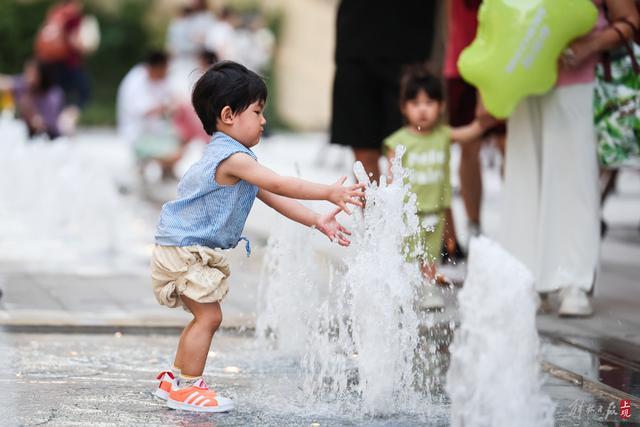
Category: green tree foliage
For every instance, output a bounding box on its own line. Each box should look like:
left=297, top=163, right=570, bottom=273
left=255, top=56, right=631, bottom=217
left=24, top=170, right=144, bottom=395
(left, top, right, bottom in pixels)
left=0, top=0, right=154, bottom=125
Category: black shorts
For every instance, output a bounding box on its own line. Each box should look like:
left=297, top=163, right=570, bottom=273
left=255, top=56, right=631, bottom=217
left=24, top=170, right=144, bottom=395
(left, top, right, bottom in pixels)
left=446, top=77, right=477, bottom=127
left=331, top=60, right=404, bottom=150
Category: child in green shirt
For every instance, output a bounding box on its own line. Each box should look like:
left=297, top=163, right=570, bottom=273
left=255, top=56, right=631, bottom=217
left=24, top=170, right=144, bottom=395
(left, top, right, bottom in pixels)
left=385, top=65, right=486, bottom=286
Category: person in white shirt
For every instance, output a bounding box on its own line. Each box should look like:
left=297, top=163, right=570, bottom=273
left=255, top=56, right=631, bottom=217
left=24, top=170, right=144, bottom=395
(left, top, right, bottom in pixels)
left=166, top=0, right=216, bottom=98
left=204, top=6, right=238, bottom=61
left=117, top=51, right=171, bottom=145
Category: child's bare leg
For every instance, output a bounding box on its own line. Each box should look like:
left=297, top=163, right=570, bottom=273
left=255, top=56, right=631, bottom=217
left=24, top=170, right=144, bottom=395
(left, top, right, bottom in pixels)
left=420, top=260, right=437, bottom=281
left=174, top=296, right=222, bottom=377
left=420, top=259, right=452, bottom=286
left=173, top=319, right=195, bottom=370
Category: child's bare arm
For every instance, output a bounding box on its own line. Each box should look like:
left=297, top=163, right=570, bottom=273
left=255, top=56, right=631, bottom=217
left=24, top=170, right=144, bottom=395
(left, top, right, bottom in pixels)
left=450, top=120, right=484, bottom=144
left=450, top=115, right=497, bottom=144
left=220, top=153, right=364, bottom=213
left=257, top=188, right=318, bottom=227
left=257, top=189, right=352, bottom=246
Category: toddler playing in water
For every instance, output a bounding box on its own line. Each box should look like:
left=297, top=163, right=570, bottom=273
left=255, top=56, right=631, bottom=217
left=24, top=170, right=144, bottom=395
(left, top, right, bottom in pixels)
left=150, top=61, right=364, bottom=412
left=385, top=65, right=487, bottom=302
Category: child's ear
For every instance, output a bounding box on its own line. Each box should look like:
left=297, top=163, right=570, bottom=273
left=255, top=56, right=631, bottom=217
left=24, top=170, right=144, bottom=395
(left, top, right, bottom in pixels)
left=219, top=106, right=234, bottom=125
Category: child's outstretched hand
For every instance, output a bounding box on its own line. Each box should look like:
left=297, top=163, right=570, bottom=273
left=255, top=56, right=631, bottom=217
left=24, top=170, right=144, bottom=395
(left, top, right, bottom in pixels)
left=328, top=176, right=365, bottom=215
left=315, top=207, right=352, bottom=247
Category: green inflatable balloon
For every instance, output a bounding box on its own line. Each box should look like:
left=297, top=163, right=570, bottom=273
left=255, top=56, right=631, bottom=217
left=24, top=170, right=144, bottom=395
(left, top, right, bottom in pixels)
left=458, top=0, right=598, bottom=118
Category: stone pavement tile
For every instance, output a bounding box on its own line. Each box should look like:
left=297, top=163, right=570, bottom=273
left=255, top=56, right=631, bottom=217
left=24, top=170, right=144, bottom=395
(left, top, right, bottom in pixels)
left=0, top=329, right=615, bottom=426
left=0, top=273, right=65, bottom=311
left=0, top=268, right=261, bottom=328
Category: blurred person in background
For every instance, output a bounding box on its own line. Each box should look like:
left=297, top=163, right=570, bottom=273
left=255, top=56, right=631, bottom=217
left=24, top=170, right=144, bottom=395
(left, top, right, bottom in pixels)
left=0, top=60, right=65, bottom=139
left=384, top=66, right=489, bottom=308
left=173, top=49, right=219, bottom=148
left=440, top=0, right=507, bottom=263
left=501, top=0, right=639, bottom=317
left=330, top=0, right=437, bottom=183
left=204, top=6, right=239, bottom=62
left=34, top=0, right=98, bottom=133
left=230, top=14, right=275, bottom=74
left=203, top=7, right=274, bottom=74
left=166, top=0, right=216, bottom=98
left=116, top=51, right=178, bottom=178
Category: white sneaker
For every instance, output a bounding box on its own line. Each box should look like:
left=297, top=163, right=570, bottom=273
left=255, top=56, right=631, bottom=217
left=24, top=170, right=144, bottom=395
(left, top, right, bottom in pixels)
left=468, top=222, right=482, bottom=238
left=558, top=287, right=593, bottom=317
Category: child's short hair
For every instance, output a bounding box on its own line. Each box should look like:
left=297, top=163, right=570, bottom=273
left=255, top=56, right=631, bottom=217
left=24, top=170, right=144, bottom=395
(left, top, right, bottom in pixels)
left=399, top=64, right=443, bottom=104
left=192, top=61, right=268, bottom=135
left=145, top=50, right=169, bottom=67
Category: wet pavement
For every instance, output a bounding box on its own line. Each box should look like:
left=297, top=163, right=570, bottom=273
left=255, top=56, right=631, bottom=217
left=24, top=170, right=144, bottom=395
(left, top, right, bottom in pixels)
left=542, top=334, right=640, bottom=403
left=0, top=129, right=639, bottom=425
left=1, top=328, right=635, bottom=426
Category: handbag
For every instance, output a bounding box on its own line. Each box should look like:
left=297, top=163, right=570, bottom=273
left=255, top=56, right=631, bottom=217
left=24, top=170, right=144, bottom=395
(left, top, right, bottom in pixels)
left=594, top=18, right=640, bottom=168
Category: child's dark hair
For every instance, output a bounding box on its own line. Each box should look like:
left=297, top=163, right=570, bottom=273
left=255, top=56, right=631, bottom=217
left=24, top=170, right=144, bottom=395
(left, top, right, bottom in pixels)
left=145, top=51, right=169, bottom=67
left=192, top=61, right=267, bottom=135
left=198, top=49, right=219, bottom=67
left=399, top=64, right=444, bottom=105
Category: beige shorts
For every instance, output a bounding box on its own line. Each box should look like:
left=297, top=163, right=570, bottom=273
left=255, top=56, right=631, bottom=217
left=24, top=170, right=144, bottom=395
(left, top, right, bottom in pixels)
left=150, top=244, right=231, bottom=312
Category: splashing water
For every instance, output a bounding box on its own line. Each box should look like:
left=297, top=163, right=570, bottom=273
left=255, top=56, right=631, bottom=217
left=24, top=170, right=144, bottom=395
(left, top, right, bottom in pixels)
left=256, top=146, right=556, bottom=423
left=0, top=118, right=153, bottom=274
left=255, top=216, right=320, bottom=355
left=299, top=146, right=442, bottom=415
left=446, top=236, right=555, bottom=427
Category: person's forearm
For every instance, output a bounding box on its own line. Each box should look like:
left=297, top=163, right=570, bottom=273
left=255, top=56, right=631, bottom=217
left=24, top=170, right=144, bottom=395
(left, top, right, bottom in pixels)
left=262, top=191, right=318, bottom=227
left=451, top=120, right=486, bottom=144
left=265, top=176, right=331, bottom=201
left=594, top=22, right=637, bottom=53
left=594, top=3, right=639, bottom=53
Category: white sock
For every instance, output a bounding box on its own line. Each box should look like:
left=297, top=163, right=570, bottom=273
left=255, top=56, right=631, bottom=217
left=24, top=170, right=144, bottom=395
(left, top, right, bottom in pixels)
left=178, top=374, right=202, bottom=389
left=171, top=365, right=182, bottom=386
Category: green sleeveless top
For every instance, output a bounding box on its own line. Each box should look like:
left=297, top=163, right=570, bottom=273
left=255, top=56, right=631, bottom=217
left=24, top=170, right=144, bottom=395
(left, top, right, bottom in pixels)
left=384, top=125, right=452, bottom=213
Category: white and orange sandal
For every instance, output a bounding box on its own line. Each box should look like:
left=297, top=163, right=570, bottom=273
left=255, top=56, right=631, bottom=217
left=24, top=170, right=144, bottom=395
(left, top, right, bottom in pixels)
left=153, top=371, right=176, bottom=400
left=166, top=378, right=234, bottom=413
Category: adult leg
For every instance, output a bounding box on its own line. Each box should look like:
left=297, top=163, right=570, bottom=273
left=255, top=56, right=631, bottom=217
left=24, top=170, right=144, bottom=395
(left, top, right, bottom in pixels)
left=459, top=140, right=483, bottom=226
left=174, top=296, right=223, bottom=376
left=377, top=60, right=405, bottom=184
left=353, top=148, right=381, bottom=182
left=501, top=96, right=542, bottom=281
left=446, top=78, right=479, bottom=252
left=441, top=208, right=457, bottom=255
left=538, top=84, right=599, bottom=303
left=331, top=60, right=382, bottom=181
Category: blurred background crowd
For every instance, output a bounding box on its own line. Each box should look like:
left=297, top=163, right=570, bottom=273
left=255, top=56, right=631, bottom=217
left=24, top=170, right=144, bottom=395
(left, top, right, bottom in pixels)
left=0, top=0, right=638, bottom=319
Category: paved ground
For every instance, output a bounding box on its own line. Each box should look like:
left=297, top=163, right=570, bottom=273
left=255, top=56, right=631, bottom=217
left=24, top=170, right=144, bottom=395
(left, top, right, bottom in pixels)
left=1, top=328, right=633, bottom=426
left=0, top=129, right=639, bottom=425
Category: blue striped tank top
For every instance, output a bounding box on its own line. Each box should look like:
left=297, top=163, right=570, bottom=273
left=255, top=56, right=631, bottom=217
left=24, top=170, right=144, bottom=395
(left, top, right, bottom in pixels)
left=155, top=132, right=259, bottom=254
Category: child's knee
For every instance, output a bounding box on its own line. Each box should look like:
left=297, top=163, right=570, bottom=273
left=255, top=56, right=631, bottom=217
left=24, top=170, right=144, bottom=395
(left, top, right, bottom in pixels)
left=196, top=307, right=222, bottom=332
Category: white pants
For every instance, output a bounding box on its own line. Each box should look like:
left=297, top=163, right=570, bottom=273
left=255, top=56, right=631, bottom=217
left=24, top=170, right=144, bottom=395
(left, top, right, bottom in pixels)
left=501, top=83, right=600, bottom=293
